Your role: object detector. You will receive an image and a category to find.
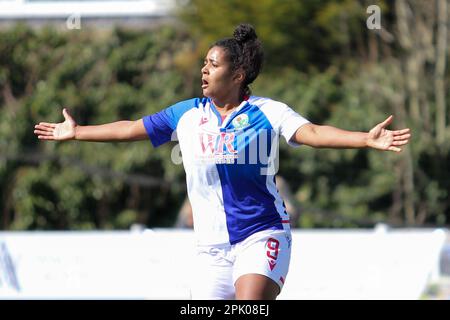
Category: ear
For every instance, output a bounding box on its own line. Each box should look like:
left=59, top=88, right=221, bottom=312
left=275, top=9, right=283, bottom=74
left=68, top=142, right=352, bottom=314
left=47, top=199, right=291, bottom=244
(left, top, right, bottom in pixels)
left=233, top=68, right=245, bottom=85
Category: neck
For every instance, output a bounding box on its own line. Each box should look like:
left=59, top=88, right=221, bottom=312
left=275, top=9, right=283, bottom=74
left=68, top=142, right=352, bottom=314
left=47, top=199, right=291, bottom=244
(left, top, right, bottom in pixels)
left=211, top=93, right=244, bottom=115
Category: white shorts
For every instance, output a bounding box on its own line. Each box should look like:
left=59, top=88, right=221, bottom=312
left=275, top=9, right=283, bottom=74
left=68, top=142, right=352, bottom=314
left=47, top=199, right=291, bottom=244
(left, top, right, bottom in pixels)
left=190, top=229, right=292, bottom=300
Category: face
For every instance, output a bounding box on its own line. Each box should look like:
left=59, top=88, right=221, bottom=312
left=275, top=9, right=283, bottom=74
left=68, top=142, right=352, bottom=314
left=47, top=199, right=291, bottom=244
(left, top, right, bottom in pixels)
left=201, top=46, right=243, bottom=100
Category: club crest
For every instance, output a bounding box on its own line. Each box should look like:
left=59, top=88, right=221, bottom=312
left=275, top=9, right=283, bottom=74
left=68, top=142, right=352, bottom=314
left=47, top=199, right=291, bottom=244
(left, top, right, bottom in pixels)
left=232, top=114, right=250, bottom=129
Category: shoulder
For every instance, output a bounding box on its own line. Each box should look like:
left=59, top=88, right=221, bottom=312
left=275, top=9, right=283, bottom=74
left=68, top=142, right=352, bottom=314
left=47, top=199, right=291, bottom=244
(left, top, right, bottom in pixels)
left=162, top=97, right=204, bottom=120
left=168, top=97, right=204, bottom=110
left=247, top=96, right=289, bottom=109
left=144, top=98, right=203, bottom=130
left=247, top=96, right=292, bottom=118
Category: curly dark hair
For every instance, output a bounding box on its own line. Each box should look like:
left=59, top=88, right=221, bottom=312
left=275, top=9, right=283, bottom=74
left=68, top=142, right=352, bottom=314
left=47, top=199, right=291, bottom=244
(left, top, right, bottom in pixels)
left=213, top=23, right=264, bottom=97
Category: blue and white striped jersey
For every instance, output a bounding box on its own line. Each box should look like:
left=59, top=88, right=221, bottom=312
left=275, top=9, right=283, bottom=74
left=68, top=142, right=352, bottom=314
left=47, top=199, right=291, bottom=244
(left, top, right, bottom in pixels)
left=143, top=96, right=310, bottom=245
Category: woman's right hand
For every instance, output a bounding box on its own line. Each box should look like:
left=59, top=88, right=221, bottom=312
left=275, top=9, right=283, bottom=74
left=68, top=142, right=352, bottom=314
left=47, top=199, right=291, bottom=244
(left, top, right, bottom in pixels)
left=34, top=108, right=77, bottom=141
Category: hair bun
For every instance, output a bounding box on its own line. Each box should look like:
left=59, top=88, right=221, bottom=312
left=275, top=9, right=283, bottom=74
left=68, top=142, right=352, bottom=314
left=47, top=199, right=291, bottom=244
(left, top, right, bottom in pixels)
left=233, top=23, right=257, bottom=44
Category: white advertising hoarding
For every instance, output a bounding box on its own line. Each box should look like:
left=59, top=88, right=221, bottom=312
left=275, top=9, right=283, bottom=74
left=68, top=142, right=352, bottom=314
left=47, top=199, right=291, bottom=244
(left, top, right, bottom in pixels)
left=0, top=228, right=446, bottom=299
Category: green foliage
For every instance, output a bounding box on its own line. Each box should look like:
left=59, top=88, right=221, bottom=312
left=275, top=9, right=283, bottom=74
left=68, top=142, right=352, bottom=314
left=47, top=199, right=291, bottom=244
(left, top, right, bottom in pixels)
left=0, top=24, right=193, bottom=230
left=179, top=0, right=328, bottom=69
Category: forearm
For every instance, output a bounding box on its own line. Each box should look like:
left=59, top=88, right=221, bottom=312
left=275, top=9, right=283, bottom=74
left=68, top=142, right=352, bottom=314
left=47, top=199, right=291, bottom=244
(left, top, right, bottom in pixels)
left=296, top=124, right=369, bottom=148
left=75, top=121, right=137, bottom=142
left=312, top=126, right=368, bottom=148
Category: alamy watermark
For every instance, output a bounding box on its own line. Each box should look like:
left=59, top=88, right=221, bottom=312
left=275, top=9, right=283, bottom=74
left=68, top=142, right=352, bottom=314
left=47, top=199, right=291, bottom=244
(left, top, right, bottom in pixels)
left=66, top=13, right=81, bottom=30
left=170, top=128, right=280, bottom=176
left=366, top=5, right=381, bottom=30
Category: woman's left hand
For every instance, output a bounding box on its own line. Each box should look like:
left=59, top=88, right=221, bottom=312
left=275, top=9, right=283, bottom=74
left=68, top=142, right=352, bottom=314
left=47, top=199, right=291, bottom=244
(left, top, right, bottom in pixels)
left=366, top=115, right=411, bottom=152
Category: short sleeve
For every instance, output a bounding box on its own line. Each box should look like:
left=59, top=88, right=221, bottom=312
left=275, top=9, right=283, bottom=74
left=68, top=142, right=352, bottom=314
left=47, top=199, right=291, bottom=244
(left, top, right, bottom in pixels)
left=253, top=97, right=310, bottom=148
left=278, top=104, right=310, bottom=147
left=142, top=98, right=198, bottom=147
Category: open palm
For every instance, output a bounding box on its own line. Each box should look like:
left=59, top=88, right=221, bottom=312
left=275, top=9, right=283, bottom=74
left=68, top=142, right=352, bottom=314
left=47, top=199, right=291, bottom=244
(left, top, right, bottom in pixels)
left=367, top=115, right=411, bottom=152
left=34, top=108, right=77, bottom=141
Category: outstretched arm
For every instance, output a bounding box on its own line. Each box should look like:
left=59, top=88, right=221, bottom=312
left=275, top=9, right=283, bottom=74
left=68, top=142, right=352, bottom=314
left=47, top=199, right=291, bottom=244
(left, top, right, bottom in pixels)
left=34, top=108, right=148, bottom=142
left=292, top=115, right=411, bottom=153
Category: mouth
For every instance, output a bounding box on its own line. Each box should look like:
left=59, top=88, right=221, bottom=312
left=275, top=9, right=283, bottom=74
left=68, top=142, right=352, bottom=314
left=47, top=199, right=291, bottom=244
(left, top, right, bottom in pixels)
left=201, top=79, right=209, bottom=89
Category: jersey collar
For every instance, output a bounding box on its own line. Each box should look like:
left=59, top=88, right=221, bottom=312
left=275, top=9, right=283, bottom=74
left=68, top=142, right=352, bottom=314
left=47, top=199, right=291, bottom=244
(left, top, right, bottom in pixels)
left=208, top=98, right=250, bottom=127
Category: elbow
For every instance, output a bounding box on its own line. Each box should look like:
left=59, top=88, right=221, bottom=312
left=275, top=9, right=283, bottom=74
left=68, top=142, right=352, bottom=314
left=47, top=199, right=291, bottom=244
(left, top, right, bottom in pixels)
left=126, top=120, right=147, bottom=141
left=124, top=122, right=137, bottom=141
left=114, top=121, right=136, bottom=141
left=296, top=124, right=322, bottom=148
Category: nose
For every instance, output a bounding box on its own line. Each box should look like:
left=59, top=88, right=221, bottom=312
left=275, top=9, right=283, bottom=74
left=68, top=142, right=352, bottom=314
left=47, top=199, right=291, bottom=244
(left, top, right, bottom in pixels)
left=201, top=64, right=208, bottom=75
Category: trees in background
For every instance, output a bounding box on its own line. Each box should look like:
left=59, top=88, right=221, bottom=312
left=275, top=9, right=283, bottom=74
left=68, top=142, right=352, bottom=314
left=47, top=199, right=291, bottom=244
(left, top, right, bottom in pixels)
left=180, top=0, right=450, bottom=227
left=0, top=26, right=192, bottom=229
left=0, top=0, right=448, bottom=230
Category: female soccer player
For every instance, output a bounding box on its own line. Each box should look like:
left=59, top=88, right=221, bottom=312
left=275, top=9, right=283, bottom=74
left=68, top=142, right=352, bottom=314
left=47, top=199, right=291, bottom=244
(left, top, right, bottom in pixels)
left=34, top=24, right=411, bottom=300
